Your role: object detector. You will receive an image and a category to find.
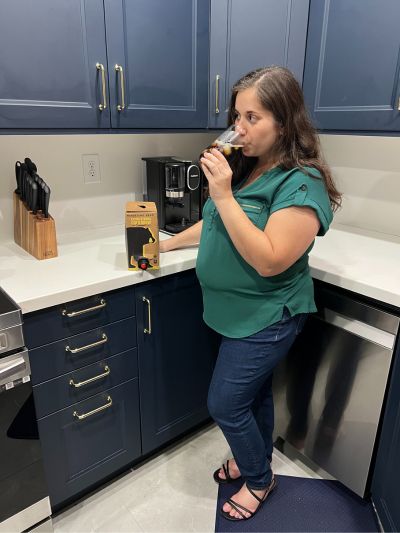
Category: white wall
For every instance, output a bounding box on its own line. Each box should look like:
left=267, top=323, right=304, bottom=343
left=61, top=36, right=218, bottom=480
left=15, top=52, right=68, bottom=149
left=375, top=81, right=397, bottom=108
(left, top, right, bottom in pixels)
left=320, top=135, right=400, bottom=237
left=0, top=132, right=215, bottom=243
left=1, top=132, right=399, bottom=245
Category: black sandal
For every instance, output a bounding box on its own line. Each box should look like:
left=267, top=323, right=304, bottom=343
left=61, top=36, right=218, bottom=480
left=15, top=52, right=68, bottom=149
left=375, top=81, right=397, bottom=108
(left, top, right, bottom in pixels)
left=213, top=459, right=242, bottom=485
left=220, top=477, right=277, bottom=521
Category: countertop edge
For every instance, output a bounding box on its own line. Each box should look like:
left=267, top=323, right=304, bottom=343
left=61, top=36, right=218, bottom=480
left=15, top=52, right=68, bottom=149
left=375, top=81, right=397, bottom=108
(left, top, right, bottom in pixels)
left=19, top=258, right=400, bottom=315
left=20, top=257, right=198, bottom=314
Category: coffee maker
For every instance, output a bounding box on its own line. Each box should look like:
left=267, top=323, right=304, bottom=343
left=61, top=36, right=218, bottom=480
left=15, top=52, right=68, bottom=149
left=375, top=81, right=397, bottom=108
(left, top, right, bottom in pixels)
left=142, top=156, right=206, bottom=234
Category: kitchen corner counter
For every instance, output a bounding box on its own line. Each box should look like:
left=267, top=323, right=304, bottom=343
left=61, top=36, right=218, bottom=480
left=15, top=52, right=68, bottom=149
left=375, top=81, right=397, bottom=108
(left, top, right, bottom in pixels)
left=0, top=223, right=399, bottom=314
left=309, top=223, right=400, bottom=309
left=0, top=226, right=197, bottom=314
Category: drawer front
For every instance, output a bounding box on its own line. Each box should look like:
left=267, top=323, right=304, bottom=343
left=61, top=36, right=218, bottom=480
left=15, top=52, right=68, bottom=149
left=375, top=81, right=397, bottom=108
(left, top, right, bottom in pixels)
left=33, top=348, right=138, bottom=418
left=24, top=286, right=135, bottom=348
left=30, top=317, right=137, bottom=385
left=38, top=378, right=141, bottom=509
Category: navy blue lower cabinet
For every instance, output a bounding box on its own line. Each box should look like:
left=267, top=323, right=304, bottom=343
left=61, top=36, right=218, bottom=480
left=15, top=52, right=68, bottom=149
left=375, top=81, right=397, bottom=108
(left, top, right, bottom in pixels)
left=372, top=335, right=400, bottom=532
left=29, top=317, right=137, bottom=385
left=33, top=348, right=138, bottom=419
left=37, top=379, right=141, bottom=509
left=135, top=270, right=220, bottom=455
left=24, top=286, right=136, bottom=349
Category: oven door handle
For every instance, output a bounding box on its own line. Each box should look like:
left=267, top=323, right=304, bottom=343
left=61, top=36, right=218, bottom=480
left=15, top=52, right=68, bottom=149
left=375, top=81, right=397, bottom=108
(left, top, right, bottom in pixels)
left=0, top=357, right=26, bottom=382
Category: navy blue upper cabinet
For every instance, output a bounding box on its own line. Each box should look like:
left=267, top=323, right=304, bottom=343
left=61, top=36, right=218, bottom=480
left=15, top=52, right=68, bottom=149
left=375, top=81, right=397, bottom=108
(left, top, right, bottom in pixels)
left=303, top=0, right=400, bottom=131
left=0, top=0, right=110, bottom=129
left=104, top=0, right=209, bottom=128
left=209, top=0, right=310, bottom=128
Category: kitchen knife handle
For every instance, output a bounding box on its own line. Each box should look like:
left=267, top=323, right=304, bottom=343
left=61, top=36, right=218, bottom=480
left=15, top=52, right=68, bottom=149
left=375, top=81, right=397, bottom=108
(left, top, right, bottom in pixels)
left=31, top=181, right=38, bottom=213
left=34, top=176, right=44, bottom=212
left=15, top=161, right=22, bottom=194
left=26, top=176, right=33, bottom=210
left=24, top=157, right=37, bottom=175
left=20, top=164, right=28, bottom=202
left=96, top=63, right=107, bottom=111
left=43, top=184, right=50, bottom=218
left=115, top=64, right=125, bottom=112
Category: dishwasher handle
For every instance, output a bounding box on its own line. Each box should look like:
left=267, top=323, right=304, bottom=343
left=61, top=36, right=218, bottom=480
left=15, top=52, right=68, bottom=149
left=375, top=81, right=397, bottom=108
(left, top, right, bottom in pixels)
left=319, top=309, right=396, bottom=350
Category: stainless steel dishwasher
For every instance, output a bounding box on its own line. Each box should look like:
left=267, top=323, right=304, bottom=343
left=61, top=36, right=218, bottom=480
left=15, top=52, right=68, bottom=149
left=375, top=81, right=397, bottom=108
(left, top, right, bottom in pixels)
left=273, top=283, right=399, bottom=497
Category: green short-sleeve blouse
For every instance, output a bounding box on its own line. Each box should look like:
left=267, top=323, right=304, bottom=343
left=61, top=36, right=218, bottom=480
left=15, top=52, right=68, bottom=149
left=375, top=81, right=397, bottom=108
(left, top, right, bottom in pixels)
left=195, top=166, right=333, bottom=338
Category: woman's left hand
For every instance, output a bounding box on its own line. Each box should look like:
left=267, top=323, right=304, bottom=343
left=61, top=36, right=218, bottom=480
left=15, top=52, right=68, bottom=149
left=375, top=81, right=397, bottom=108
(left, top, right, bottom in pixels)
left=200, top=148, right=233, bottom=202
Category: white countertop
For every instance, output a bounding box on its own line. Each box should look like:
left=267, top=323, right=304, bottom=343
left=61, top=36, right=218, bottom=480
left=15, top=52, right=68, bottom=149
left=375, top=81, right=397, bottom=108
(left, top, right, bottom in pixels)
left=0, top=223, right=399, bottom=314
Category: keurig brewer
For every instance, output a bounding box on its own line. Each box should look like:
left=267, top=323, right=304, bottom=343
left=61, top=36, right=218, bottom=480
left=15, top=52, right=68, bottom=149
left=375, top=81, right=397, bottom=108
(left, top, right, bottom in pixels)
left=142, top=157, right=205, bottom=234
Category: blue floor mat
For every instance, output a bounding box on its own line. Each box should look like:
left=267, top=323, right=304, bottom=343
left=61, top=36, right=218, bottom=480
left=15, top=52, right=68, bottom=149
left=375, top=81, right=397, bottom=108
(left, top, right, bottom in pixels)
left=215, top=475, right=380, bottom=532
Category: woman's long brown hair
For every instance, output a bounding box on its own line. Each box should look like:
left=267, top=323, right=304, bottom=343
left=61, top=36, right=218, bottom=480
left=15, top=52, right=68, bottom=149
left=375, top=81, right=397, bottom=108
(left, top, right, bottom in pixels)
left=226, top=66, right=342, bottom=211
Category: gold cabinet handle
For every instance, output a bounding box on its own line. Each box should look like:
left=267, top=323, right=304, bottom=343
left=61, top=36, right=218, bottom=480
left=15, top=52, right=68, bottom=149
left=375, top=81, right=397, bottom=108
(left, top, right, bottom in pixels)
left=115, top=64, right=125, bottom=112
left=73, top=396, right=112, bottom=420
left=65, top=333, right=108, bottom=354
left=215, top=74, right=221, bottom=114
left=143, top=296, right=152, bottom=334
left=62, top=299, right=106, bottom=318
left=96, top=63, right=107, bottom=111
left=69, top=365, right=110, bottom=388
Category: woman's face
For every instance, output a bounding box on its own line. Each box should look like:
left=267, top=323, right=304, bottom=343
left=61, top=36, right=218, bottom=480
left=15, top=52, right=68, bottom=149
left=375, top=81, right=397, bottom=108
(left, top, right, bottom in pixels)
left=233, top=87, right=282, bottom=160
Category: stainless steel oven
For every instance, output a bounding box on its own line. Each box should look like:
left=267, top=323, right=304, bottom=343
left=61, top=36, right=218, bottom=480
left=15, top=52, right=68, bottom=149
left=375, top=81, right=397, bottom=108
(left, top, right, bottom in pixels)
left=0, top=288, right=51, bottom=532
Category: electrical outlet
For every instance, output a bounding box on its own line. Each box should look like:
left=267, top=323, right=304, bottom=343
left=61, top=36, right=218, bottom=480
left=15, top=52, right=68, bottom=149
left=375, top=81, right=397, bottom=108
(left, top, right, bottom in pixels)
left=82, top=154, right=101, bottom=184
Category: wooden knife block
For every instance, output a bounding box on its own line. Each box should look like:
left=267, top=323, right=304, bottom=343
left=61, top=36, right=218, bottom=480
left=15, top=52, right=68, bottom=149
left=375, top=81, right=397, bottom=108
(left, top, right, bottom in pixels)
left=13, top=192, right=58, bottom=260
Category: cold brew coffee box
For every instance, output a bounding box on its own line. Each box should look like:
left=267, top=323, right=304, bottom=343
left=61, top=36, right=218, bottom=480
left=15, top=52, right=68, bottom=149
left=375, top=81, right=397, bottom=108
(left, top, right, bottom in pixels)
left=125, top=201, right=159, bottom=270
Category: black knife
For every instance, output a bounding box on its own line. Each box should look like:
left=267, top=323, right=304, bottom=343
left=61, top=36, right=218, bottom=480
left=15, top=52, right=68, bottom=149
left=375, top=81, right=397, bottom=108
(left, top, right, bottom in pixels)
left=15, top=161, right=22, bottom=195
left=34, top=174, right=44, bottom=212
left=31, top=181, right=38, bottom=214
left=26, top=175, right=34, bottom=210
left=25, top=157, right=37, bottom=176
left=20, top=164, right=29, bottom=203
left=43, top=184, right=50, bottom=218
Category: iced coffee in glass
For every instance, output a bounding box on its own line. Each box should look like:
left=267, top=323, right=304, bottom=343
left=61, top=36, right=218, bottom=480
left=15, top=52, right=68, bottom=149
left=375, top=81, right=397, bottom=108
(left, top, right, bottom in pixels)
left=205, top=125, right=243, bottom=156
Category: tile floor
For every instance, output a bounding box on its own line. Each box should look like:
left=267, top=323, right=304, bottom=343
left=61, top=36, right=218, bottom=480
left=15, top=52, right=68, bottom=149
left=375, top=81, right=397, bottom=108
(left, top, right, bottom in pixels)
left=52, top=423, right=321, bottom=532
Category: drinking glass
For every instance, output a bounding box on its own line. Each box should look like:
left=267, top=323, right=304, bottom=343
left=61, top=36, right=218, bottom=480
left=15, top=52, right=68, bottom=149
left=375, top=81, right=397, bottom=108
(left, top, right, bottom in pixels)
left=205, top=125, right=243, bottom=156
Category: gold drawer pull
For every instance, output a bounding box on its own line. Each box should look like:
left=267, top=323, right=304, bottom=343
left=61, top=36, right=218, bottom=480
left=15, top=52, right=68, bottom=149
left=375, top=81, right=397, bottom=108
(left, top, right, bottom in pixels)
left=215, top=74, right=220, bottom=114
left=96, top=62, right=107, bottom=111
left=69, top=365, right=110, bottom=388
left=62, top=299, right=106, bottom=318
left=143, top=296, right=152, bottom=334
left=115, top=64, right=125, bottom=112
left=65, top=333, right=108, bottom=354
left=73, top=396, right=112, bottom=420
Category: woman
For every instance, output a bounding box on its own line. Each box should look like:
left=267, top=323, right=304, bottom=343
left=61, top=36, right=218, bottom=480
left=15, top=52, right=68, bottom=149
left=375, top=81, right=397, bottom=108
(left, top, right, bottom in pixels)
left=159, top=66, right=341, bottom=521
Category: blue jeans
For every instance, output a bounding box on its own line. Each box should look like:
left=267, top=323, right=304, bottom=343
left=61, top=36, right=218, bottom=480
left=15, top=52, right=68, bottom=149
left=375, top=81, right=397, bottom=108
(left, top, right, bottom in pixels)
left=207, top=309, right=307, bottom=490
